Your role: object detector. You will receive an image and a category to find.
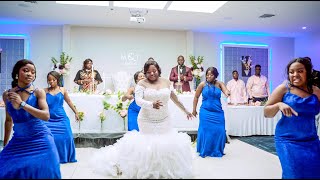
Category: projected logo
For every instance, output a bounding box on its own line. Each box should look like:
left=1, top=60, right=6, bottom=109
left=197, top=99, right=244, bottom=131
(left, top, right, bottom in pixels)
left=120, top=51, right=141, bottom=66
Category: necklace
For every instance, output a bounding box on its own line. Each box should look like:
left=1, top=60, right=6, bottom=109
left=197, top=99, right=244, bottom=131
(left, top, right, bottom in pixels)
left=289, top=83, right=311, bottom=94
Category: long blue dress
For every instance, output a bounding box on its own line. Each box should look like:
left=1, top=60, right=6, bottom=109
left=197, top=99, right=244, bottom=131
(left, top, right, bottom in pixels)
left=127, top=94, right=141, bottom=131
left=197, top=82, right=226, bottom=157
left=44, top=91, right=77, bottom=163
left=0, top=90, right=61, bottom=179
left=275, top=88, right=320, bottom=179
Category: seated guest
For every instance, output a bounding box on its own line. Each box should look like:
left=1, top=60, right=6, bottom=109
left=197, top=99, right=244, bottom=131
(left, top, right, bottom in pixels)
left=246, top=64, right=270, bottom=103
left=226, top=70, right=247, bottom=105
left=122, top=71, right=145, bottom=131
left=74, top=58, right=103, bottom=92
left=169, top=55, right=193, bottom=92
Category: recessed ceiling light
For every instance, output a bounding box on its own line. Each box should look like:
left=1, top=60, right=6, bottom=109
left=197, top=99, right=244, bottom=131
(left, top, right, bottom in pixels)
left=167, top=1, right=228, bottom=13
left=55, top=1, right=109, bottom=6
left=302, top=27, right=307, bottom=30
left=113, top=1, right=167, bottom=9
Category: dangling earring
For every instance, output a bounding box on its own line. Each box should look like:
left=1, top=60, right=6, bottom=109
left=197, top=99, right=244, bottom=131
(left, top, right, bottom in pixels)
left=15, top=74, right=18, bottom=79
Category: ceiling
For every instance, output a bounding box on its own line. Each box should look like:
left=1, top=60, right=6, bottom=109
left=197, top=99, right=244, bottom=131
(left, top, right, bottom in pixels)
left=0, top=1, right=319, bottom=37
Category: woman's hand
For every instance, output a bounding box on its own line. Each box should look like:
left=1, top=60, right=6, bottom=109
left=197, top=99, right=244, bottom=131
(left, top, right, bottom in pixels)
left=7, top=92, right=22, bottom=109
left=278, top=102, right=298, bottom=117
left=152, top=100, right=163, bottom=109
left=186, top=112, right=194, bottom=120
left=75, top=112, right=80, bottom=122
left=192, top=110, right=198, bottom=117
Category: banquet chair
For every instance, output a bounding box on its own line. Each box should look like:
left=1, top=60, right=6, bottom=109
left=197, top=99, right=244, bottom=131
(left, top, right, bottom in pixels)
left=111, top=71, right=132, bottom=93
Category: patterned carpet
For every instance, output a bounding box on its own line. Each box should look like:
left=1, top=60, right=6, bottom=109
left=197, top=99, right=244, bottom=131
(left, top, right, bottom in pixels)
left=233, top=135, right=277, bottom=155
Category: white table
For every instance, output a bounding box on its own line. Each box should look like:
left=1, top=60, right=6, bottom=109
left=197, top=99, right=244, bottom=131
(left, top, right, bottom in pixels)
left=64, top=93, right=200, bottom=136
left=224, top=105, right=281, bottom=136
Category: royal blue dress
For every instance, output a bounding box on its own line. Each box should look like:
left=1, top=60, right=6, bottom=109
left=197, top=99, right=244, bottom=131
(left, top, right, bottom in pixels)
left=127, top=94, right=141, bottom=131
left=197, top=82, right=226, bottom=157
left=0, top=90, right=61, bottom=179
left=44, top=91, right=77, bottom=163
left=275, top=89, right=320, bottom=179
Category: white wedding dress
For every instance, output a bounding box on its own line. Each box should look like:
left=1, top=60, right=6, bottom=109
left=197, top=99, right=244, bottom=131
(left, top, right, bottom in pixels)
left=90, top=84, right=194, bottom=179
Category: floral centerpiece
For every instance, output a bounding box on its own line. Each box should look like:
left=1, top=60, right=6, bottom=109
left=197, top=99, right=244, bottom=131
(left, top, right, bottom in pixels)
left=51, top=52, right=72, bottom=76
left=189, top=55, right=204, bottom=89
left=103, top=91, right=131, bottom=130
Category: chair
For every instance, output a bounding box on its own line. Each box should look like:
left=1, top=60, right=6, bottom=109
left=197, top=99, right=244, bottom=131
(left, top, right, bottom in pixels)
left=111, top=71, right=132, bottom=93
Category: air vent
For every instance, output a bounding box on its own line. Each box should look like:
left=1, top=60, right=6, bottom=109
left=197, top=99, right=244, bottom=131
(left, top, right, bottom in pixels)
left=259, top=14, right=275, bottom=18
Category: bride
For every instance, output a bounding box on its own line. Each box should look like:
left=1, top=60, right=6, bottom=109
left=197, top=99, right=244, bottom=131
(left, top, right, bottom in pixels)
left=91, top=60, right=195, bottom=179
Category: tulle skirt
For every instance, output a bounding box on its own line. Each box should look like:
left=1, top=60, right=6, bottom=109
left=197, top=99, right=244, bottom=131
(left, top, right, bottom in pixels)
left=90, top=129, right=195, bottom=179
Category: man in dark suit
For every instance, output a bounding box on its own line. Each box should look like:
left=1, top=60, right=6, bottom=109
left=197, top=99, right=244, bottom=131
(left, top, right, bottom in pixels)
left=169, top=55, right=193, bottom=92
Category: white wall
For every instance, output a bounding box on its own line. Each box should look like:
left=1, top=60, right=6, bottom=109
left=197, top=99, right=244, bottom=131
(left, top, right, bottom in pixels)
left=294, top=32, right=320, bottom=70
left=0, top=24, right=63, bottom=88
left=0, top=24, right=297, bottom=93
left=193, top=32, right=295, bottom=92
left=67, top=26, right=188, bottom=91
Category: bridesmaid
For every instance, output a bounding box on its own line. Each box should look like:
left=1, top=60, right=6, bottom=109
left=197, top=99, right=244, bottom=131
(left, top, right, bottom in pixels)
left=264, top=57, right=320, bottom=178
left=122, top=71, right=145, bottom=131
left=0, top=59, right=61, bottom=178
left=192, top=67, right=230, bottom=157
left=44, top=71, right=79, bottom=163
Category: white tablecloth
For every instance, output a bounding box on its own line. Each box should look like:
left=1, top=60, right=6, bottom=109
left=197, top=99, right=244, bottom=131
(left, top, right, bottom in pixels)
left=224, top=105, right=282, bottom=136
left=64, top=93, right=200, bottom=135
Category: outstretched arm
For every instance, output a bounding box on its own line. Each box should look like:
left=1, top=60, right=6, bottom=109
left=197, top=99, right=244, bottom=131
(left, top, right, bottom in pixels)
left=264, top=83, right=298, bottom=118
left=192, top=82, right=204, bottom=117
left=170, top=91, right=193, bottom=120
left=63, top=87, right=79, bottom=121
left=122, top=87, right=134, bottom=102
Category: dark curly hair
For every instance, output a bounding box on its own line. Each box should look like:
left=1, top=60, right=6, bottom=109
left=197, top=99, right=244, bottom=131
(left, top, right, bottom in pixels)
left=11, top=59, right=36, bottom=88
left=82, top=58, right=93, bottom=70
left=133, top=70, right=143, bottom=84
left=143, top=59, right=161, bottom=77
left=206, top=67, right=219, bottom=78
left=47, top=71, right=63, bottom=87
left=286, top=57, right=313, bottom=93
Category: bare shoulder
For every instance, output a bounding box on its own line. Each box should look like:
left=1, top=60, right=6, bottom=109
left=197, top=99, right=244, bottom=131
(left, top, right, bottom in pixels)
left=272, top=83, right=287, bottom=95
left=312, top=85, right=320, bottom=100
left=160, top=77, right=170, bottom=84
left=34, top=88, right=46, bottom=97
left=2, top=90, right=8, bottom=101
left=137, top=79, right=147, bottom=88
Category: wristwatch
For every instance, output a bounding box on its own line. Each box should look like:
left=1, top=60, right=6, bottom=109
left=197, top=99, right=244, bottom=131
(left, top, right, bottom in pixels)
left=19, top=101, right=26, bottom=109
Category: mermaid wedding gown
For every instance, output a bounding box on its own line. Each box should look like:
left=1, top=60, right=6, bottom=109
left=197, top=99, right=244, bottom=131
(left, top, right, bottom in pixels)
left=90, top=80, right=194, bottom=179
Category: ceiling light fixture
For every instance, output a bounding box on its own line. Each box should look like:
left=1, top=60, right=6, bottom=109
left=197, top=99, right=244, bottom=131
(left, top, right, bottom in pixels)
left=55, top=1, right=109, bottom=6
left=114, top=1, right=167, bottom=9
left=167, top=1, right=227, bottom=13
left=302, top=27, right=307, bottom=30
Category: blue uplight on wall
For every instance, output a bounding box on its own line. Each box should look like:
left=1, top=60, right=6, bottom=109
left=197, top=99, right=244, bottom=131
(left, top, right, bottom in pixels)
left=219, top=41, right=272, bottom=91
left=0, top=34, right=30, bottom=59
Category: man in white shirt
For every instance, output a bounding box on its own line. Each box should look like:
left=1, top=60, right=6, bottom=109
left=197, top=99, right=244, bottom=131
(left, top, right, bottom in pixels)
left=226, top=70, right=247, bottom=105
left=246, top=64, right=270, bottom=102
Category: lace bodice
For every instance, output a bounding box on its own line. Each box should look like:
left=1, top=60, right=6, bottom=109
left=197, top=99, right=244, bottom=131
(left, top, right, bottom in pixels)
left=135, top=85, right=171, bottom=122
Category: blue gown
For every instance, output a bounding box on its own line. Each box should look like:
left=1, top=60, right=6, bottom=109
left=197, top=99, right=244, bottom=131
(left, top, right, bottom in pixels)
left=275, top=89, right=320, bottom=179
left=127, top=94, right=141, bottom=131
left=44, top=92, right=77, bottom=163
left=0, top=90, right=61, bottom=179
left=197, top=82, right=226, bottom=157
